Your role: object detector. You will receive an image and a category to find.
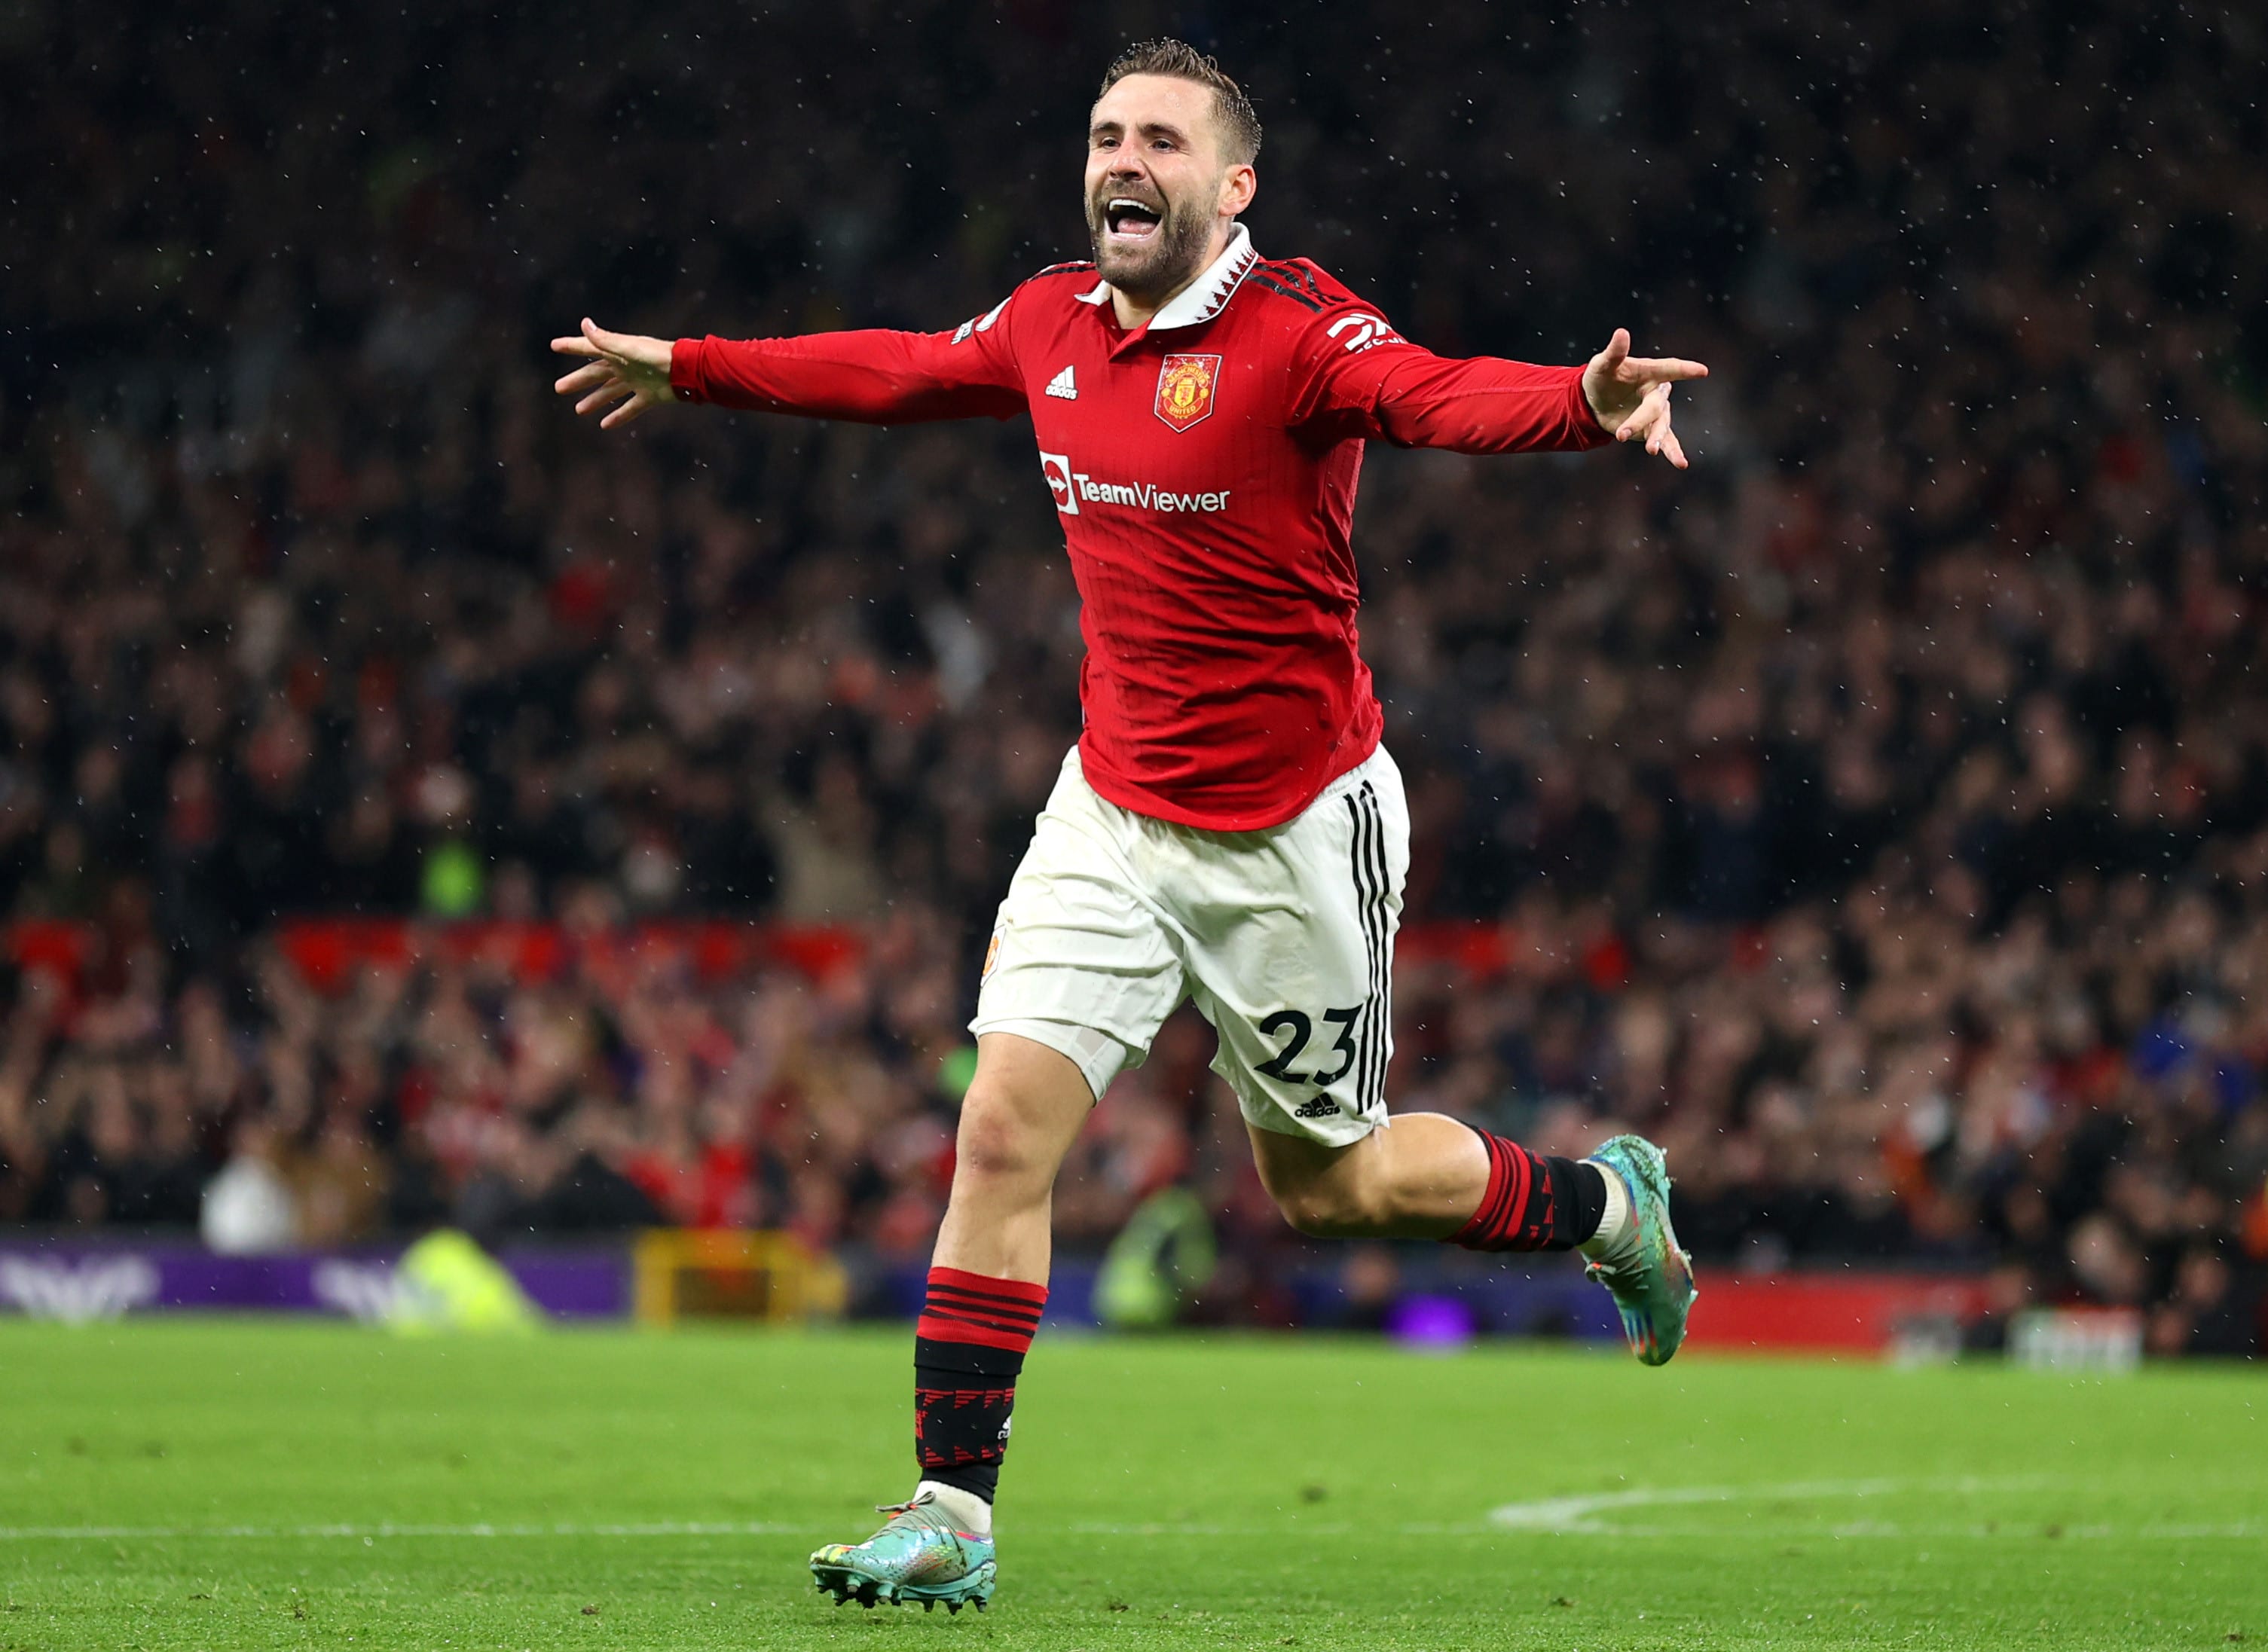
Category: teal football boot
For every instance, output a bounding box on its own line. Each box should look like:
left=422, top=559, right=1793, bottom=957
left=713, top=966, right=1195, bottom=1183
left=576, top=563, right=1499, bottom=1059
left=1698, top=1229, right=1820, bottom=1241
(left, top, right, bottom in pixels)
left=1583, top=1134, right=1697, bottom=1366
left=810, top=1491, right=996, bottom=1612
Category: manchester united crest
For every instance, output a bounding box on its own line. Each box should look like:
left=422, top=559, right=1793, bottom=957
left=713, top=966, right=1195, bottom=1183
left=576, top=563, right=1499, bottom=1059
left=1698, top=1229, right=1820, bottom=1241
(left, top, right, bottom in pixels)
left=1154, top=353, right=1221, bottom=432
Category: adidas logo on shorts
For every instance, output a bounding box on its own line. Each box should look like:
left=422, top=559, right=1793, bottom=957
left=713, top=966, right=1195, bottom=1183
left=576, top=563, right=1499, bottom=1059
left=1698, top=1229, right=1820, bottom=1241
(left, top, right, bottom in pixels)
left=1293, top=1095, right=1343, bottom=1119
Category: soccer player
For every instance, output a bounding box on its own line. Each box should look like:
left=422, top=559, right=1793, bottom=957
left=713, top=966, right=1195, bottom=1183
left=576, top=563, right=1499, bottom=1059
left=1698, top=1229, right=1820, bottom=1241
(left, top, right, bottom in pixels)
left=554, top=38, right=1704, bottom=1614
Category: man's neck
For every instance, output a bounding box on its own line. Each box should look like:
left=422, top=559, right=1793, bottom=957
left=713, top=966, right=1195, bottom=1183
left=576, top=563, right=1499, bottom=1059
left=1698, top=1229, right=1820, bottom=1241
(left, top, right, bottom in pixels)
left=1110, top=224, right=1235, bottom=330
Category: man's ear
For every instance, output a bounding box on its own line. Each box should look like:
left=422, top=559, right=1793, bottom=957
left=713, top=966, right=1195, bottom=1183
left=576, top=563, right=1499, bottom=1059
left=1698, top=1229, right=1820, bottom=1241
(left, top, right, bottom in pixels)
left=1220, top=163, right=1257, bottom=220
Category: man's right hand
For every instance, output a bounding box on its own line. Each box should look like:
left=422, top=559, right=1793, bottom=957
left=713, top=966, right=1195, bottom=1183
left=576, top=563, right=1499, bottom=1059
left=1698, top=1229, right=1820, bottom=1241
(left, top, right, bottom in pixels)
left=550, top=319, right=676, bottom=429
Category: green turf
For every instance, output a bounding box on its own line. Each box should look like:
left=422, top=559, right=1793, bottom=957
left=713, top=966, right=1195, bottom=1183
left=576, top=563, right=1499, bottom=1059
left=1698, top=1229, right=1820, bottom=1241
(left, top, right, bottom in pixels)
left=0, top=1319, right=2260, bottom=1649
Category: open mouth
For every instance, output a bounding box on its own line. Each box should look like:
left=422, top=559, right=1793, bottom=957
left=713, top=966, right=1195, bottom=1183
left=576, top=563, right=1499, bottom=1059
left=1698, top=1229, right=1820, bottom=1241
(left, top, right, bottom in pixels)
left=1103, top=197, right=1163, bottom=243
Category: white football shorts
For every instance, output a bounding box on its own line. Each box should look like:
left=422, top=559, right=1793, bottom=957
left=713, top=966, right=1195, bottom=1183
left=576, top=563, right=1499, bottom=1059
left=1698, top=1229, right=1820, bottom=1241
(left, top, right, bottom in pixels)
left=970, top=742, right=1408, bottom=1147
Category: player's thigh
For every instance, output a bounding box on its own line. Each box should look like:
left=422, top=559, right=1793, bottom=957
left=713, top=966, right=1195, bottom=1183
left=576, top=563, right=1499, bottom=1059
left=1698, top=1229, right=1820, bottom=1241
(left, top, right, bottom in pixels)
left=1187, top=750, right=1410, bottom=1148
left=971, top=751, right=1188, bottom=1104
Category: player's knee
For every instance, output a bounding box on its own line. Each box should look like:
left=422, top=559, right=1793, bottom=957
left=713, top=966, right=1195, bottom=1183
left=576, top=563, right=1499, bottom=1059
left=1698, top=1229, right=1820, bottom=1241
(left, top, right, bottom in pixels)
left=952, top=1089, right=1052, bottom=1191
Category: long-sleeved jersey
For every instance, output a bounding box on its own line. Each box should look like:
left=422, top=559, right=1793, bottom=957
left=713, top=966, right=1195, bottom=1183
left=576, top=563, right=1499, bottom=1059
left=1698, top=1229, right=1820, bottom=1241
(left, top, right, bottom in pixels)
left=671, top=225, right=1610, bottom=832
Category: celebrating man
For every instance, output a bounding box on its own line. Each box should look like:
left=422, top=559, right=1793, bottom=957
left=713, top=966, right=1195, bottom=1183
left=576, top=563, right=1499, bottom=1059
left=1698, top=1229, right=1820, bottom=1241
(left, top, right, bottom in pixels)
left=555, top=38, right=1704, bottom=1614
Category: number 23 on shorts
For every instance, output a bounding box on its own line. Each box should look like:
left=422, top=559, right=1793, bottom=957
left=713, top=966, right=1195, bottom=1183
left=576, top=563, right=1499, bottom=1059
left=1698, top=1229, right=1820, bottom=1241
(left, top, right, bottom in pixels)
left=1252, top=1006, right=1362, bottom=1086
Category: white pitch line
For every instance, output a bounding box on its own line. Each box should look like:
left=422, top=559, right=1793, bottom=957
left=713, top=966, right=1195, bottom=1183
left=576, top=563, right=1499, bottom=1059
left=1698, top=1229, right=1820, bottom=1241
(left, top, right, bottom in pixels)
left=1489, top=1475, right=1913, bottom=1533
left=1483, top=1474, right=2268, bottom=1541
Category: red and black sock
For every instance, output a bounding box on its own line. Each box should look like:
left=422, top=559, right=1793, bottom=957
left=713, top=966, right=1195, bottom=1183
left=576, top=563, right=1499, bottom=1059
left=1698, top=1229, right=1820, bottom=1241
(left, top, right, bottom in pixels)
left=912, top=1266, right=1047, bottom=1504
left=1449, top=1128, right=1607, bottom=1253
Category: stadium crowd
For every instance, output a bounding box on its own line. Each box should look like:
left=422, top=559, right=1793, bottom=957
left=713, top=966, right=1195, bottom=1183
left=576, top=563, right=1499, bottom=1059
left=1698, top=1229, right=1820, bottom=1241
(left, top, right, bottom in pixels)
left=2, top=0, right=2263, bottom=1351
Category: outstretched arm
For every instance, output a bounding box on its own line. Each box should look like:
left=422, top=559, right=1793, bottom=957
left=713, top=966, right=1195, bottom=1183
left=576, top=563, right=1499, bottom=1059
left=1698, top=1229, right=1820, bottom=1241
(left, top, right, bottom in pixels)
left=1288, top=283, right=1708, bottom=469
left=552, top=298, right=1029, bottom=430
left=1363, top=331, right=1706, bottom=468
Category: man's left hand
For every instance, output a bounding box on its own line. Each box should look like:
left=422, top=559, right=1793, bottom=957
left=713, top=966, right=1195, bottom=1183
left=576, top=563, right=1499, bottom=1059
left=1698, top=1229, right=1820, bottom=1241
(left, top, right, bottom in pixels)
left=1583, top=328, right=1708, bottom=469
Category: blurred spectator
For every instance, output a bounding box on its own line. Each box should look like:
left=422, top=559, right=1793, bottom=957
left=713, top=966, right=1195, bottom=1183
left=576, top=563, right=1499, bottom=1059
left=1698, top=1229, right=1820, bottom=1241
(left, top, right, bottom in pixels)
left=201, top=1119, right=299, bottom=1255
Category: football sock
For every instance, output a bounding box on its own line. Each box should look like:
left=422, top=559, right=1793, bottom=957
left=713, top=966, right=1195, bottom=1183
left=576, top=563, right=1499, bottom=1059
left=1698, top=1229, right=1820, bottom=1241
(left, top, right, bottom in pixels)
left=1448, top=1128, right=1608, bottom=1252
left=914, top=1479, right=994, bottom=1539
left=912, top=1265, right=1047, bottom=1520
left=1579, top=1158, right=1636, bottom=1263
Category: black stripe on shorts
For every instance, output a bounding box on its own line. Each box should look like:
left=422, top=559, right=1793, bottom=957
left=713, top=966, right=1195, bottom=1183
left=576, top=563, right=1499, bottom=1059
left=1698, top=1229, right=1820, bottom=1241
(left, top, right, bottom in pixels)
left=1343, top=781, right=1392, bottom=1119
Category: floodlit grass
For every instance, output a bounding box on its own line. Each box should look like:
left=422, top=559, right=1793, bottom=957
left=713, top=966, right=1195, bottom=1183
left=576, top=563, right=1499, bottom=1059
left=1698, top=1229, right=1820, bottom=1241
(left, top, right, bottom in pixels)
left=0, top=1317, right=2260, bottom=1648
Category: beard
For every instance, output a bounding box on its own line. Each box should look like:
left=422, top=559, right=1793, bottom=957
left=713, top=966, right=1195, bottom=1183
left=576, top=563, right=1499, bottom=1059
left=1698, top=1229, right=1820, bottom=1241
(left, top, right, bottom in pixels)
left=1087, top=188, right=1215, bottom=304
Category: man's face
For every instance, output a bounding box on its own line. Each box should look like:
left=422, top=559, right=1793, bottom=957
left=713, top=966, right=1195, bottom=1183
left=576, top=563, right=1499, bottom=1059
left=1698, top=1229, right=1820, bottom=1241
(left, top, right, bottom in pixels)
left=1085, top=74, right=1233, bottom=301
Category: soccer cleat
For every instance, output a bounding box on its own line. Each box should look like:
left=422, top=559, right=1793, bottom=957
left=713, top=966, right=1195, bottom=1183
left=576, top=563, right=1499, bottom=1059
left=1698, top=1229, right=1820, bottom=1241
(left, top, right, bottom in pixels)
left=1582, top=1134, right=1697, bottom=1366
left=809, top=1490, right=996, bottom=1613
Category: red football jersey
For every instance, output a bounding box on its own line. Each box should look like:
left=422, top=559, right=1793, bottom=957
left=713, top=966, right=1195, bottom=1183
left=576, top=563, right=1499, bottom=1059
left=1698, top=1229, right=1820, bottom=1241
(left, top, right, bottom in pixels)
left=671, top=226, right=1610, bottom=831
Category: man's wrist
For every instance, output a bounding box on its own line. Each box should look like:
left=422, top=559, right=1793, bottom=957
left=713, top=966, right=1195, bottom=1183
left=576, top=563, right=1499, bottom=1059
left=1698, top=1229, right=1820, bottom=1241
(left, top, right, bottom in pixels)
left=1577, top=367, right=1618, bottom=435
left=668, top=337, right=705, bottom=404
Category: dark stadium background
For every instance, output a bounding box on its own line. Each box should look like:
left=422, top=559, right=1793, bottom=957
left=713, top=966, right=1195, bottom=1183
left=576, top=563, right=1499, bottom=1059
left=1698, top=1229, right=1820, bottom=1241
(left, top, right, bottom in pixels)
left=0, top=0, right=2263, bottom=1354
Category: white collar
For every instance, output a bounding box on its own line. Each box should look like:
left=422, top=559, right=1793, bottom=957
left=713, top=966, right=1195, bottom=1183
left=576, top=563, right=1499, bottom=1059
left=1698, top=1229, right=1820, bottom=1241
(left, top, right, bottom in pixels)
left=1074, top=223, right=1259, bottom=331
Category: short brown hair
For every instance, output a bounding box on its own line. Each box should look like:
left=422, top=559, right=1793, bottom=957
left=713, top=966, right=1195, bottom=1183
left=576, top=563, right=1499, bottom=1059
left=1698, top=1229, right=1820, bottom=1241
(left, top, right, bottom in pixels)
left=1097, top=38, right=1262, bottom=166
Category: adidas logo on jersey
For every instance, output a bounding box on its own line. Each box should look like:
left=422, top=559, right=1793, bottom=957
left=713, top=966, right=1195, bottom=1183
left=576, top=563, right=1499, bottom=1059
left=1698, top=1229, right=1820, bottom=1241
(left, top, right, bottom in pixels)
left=1293, top=1095, right=1343, bottom=1119
left=1045, top=365, right=1077, bottom=400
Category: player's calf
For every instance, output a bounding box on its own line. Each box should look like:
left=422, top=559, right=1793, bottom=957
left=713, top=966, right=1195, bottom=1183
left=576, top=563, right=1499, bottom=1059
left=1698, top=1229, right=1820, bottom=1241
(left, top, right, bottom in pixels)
left=1251, top=1110, right=1549, bottom=1241
left=1267, top=1170, right=1401, bottom=1238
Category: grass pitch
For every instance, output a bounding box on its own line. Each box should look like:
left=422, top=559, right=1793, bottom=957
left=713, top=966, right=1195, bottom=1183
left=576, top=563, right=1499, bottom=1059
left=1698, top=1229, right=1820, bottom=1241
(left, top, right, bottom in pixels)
left=0, top=1318, right=2260, bottom=1650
